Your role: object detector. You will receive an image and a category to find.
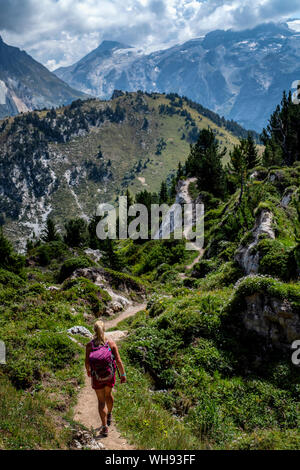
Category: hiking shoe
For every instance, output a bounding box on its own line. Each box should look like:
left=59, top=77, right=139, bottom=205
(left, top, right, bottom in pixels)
left=107, top=413, right=112, bottom=426
left=100, top=425, right=108, bottom=437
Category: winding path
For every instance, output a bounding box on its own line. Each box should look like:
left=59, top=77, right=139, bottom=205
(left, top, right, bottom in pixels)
left=73, top=303, right=147, bottom=450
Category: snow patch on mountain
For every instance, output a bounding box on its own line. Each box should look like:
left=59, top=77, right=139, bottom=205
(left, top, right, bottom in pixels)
left=55, top=24, right=300, bottom=131
left=0, top=80, right=8, bottom=105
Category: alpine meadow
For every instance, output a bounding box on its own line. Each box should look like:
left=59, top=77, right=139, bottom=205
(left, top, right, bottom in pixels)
left=0, top=0, right=299, bottom=453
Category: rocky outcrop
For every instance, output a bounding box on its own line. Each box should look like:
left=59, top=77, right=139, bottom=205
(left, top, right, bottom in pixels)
left=235, top=210, right=275, bottom=274
left=242, top=292, right=300, bottom=351
left=71, top=429, right=105, bottom=450
left=71, top=267, right=145, bottom=316
left=280, top=187, right=297, bottom=208
left=67, top=326, right=93, bottom=338
left=72, top=267, right=145, bottom=295
left=225, top=275, right=300, bottom=352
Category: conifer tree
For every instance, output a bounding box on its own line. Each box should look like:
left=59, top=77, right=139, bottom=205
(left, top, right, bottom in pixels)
left=229, top=140, right=248, bottom=206
left=64, top=218, right=88, bottom=247
left=261, top=91, right=300, bottom=166
left=159, top=181, right=168, bottom=204
left=41, top=217, right=60, bottom=243
left=101, top=239, right=124, bottom=271
left=185, top=129, right=226, bottom=198
left=245, top=132, right=260, bottom=169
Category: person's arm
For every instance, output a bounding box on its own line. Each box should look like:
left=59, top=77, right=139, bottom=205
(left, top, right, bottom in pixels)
left=85, top=342, right=92, bottom=377
left=109, top=340, right=127, bottom=383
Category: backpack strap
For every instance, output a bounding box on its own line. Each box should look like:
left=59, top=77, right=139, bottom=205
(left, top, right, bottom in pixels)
left=106, top=341, right=117, bottom=371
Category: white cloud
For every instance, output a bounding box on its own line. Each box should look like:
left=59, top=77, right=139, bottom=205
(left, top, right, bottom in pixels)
left=0, top=0, right=299, bottom=70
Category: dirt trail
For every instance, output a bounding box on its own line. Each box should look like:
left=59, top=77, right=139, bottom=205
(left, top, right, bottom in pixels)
left=176, top=178, right=204, bottom=279
left=105, top=303, right=147, bottom=330
left=74, top=303, right=147, bottom=450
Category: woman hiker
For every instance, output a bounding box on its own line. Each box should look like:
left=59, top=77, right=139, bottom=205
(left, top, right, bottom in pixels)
left=85, top=320, right=127, bottom=437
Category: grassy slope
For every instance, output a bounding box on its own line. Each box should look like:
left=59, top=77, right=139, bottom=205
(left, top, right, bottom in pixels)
left=0, top=91, right=263, bottom=247
left=0, top=163, right=299, bottom=449
left=47, top=93, right=244, bottom=221
left=0, top=242, right=147, bottom=449
left=109, top=166, right=300, bottom=451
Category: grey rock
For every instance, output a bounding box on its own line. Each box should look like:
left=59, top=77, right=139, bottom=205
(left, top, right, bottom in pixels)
left=67, top=326, right=93, bottom=338
left=280, top=188, right=297, bottom=208
left=235, top=210, right=275, bottom=274
left=243, top=292, right=300, bottom=350
left=71, top=430, right=105, bottom=450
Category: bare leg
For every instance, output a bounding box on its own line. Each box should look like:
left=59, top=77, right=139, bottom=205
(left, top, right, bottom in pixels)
left=95, top=389, right=107, bottom=426
left=105, top=386, right=114, bottom=414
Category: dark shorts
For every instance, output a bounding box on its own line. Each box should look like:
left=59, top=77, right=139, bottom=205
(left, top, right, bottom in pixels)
left=92, top=373, right=116, bottom=390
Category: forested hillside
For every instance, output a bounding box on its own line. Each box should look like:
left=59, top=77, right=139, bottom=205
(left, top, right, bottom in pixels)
left=0, top=91, right=259, bottom=250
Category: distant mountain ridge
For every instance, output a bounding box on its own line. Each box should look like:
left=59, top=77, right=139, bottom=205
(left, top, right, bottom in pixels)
left=0, top=36, right=86, bottom=119
left=55, top=22, right=300, bottom=131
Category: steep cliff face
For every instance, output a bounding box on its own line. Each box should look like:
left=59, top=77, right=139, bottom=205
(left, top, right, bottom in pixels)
left=0, top=36, right=86, bottom=119
left=226, top=276, right=300, bottom=352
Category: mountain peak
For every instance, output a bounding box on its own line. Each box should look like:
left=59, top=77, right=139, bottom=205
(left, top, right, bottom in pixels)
left=96, top=40, right=132, bottom=52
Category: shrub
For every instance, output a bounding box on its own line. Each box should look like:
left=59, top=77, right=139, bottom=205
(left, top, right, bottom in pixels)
left=58, top=257, right=95, bottom=282
left=0, top=269, right=25, bottom=288
left=257, top=239, right=297, bottom=280
left=36, top=241, right=69, bottom=266
left=28, top=332, right=79, bottom=371
left=192, top=259, right=218, bottom=278
left=5, top=358, right=40, bottom=389
left=62, top=277, right=111, bottom=314
left=137, top=240, right=186, bottom=274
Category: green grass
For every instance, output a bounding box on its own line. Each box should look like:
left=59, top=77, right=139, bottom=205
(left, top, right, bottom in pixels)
left=113, top=349, right=204, bottom=450
left=0, top=373, right=73, bottom=450
left=113, top=286, right=299, bottom=450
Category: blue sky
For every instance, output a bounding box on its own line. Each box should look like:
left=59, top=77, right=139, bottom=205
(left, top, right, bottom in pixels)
left=0, top=0, right=300, bottom=70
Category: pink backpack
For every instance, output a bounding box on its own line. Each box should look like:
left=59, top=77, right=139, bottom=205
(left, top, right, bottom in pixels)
left=89, top=340, right=116, bottom=383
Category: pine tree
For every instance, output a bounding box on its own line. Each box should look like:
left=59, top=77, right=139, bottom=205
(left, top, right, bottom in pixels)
left=64, top=218, right=88, bottom=247
left=159, top=181, right=168, bottom=204
left=185, top=129, right=226, bottom=198
left=229, top=141, right=248, bottom=206
left=261, top=91, right=300, bottom=166
left=41, top=217, right=60, bottom=243
left=0, top=229, right=24, bottom=273
left=88, top=215, right=102, bottom=249
left=125, top=188, right=134, bottom=208
left=246, top=133, right=260, bottom=169
left=176, top=162, right=184, bottom=181
left=101, top=239, right=124, bottom=271
left=262, top=141, right=283, bottom=167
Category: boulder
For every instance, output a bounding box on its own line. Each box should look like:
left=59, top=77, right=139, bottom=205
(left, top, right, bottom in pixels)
left=67, top=326, right=93, bottom=338
left=243, top=293, right=300, bottom=350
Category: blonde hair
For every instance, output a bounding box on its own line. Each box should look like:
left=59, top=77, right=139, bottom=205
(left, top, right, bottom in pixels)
left=93, top=320, right=106, bottom=346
